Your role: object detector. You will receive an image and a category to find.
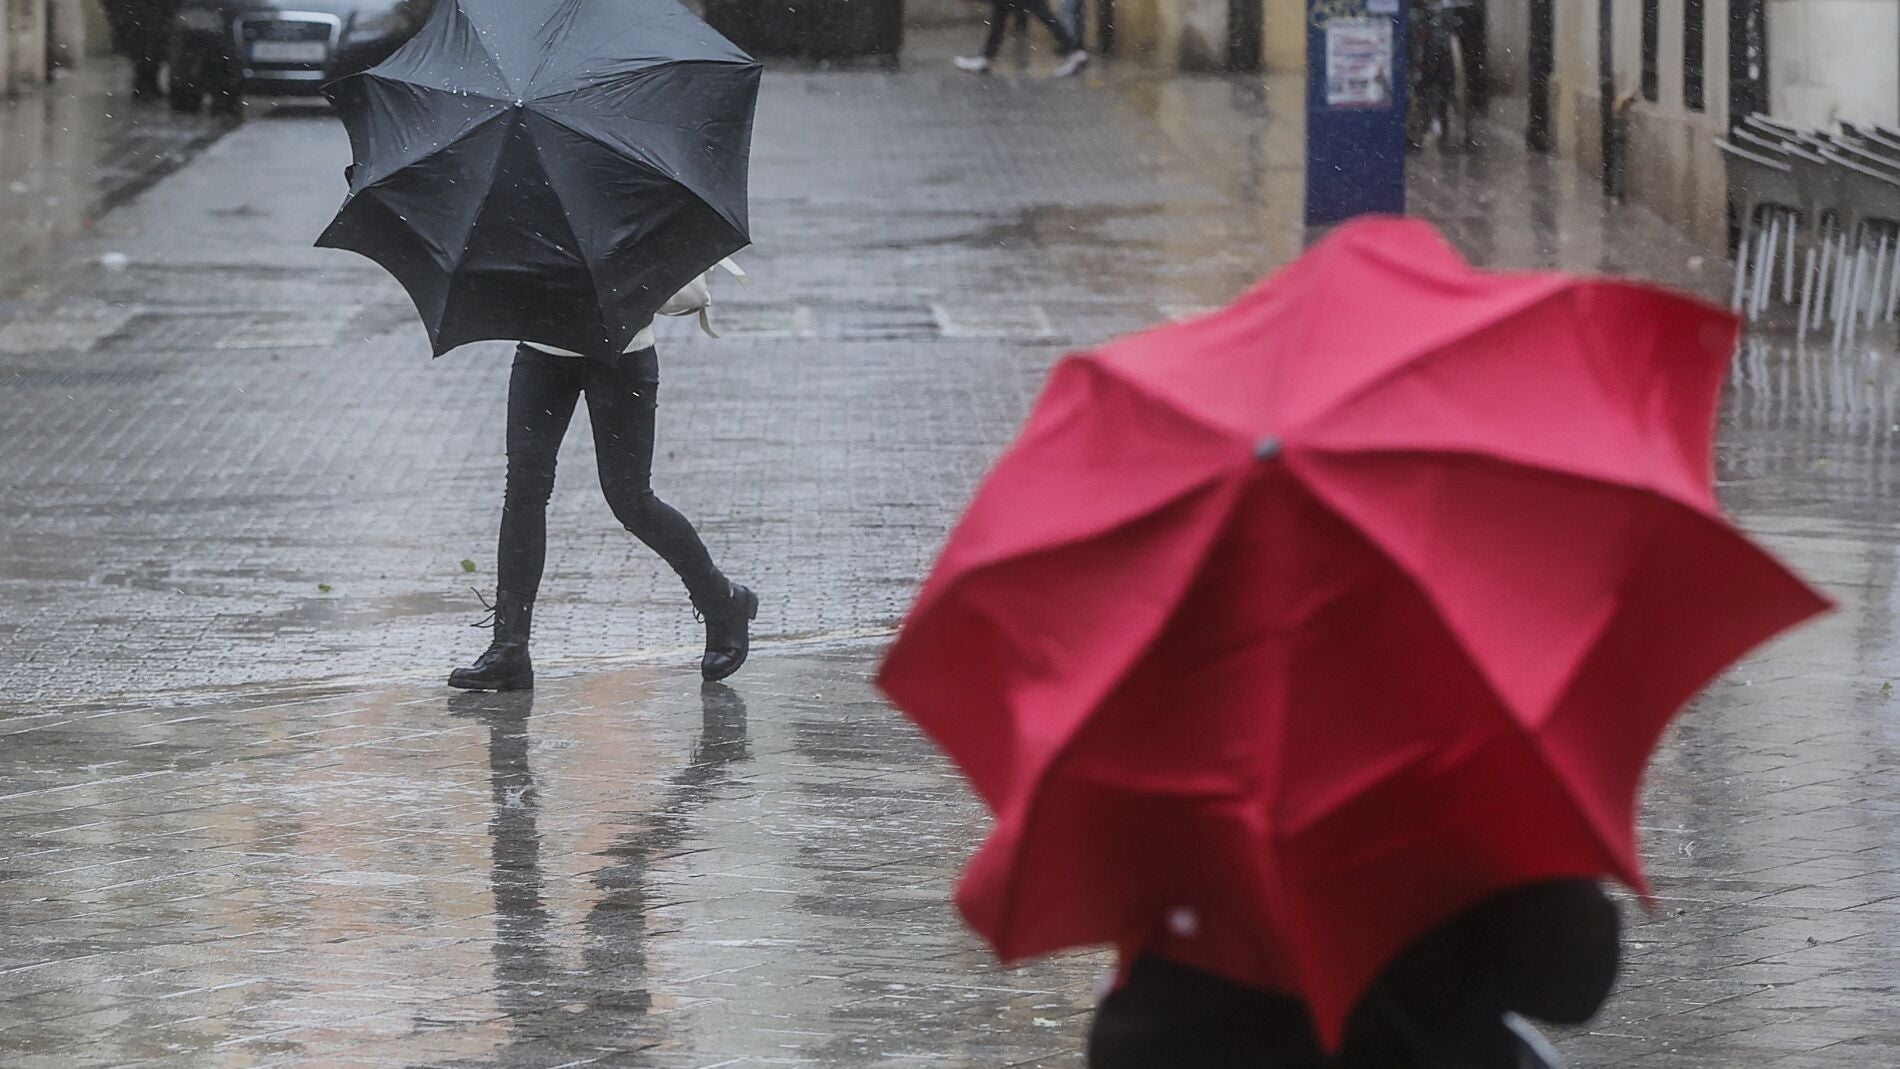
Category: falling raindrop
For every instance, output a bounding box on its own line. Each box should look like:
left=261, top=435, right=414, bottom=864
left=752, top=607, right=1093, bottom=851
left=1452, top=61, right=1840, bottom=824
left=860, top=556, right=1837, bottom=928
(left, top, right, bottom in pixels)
left=1166, top=906, right=1200, bottom=938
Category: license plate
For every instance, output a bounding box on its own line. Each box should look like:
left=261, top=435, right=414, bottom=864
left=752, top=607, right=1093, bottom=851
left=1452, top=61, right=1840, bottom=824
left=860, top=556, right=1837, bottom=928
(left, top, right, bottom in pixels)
left=250, top=40, right=327, bottom=63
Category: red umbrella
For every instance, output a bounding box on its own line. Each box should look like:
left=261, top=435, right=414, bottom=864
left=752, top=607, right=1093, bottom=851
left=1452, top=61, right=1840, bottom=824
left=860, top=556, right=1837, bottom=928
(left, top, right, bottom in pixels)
left=878, top=218, right=1828, bottom=1044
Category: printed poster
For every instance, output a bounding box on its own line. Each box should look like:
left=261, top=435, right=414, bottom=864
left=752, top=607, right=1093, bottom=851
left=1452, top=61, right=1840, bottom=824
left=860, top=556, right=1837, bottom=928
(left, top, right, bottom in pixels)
left=1325, top=18, right=1394, bottom=109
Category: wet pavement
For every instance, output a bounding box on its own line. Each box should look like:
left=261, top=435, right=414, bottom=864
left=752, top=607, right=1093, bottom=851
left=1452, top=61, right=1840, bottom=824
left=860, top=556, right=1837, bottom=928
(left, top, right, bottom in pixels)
left=2, top=26, right=1899, bottom=1069
left=0, top=656, right=1106, bottom=1068
left=0, top=61, right=235, bottom=302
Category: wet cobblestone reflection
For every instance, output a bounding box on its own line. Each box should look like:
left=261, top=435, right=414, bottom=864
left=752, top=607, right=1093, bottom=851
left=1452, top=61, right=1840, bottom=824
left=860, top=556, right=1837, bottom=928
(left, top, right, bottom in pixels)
left=0, top=657, right=1101, bottom=1067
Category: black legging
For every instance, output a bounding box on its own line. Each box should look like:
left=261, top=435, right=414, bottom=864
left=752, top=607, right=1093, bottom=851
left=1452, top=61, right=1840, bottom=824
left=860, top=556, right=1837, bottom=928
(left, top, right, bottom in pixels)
left=981, top=0, right=1079, bottom=58
left=499, top=344, right=725, bottom=607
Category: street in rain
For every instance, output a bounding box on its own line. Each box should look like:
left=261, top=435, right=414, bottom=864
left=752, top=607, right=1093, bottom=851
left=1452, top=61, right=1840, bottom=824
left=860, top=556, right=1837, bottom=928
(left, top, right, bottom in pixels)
left=1, top=1, right=1897, bottom=1067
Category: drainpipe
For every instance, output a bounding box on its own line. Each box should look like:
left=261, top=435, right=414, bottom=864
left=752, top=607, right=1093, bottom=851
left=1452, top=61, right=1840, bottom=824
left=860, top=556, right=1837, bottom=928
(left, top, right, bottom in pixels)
left=1599, top=0, right=1615, bottom=194
left=1526, top=0, right=1553, bottom=151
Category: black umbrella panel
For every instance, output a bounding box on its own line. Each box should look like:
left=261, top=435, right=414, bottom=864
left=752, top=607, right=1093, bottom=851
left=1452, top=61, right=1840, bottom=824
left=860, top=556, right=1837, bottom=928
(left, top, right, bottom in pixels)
left=318, top=0, right=761, bottom=357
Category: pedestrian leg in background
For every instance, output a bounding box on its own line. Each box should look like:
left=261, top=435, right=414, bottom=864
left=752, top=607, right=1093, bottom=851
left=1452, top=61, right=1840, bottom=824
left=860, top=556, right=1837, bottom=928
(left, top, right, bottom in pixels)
left=101, top=0, right=153, bottom=99
left=583, top=347, right=757, bottom=683
left=957, top=0, right=1089, bottom=76
left=1022, top=0, right=1090, bottom=75
left=1062, top=0, right=1088, bottom=50
left=1407, top=7, right=1455, bottom=151
left=956, top=0, right=1018, bottom=72
left=133, top=0, right=179, bottom=100
left=1451, top=2, right=1487, bottom=114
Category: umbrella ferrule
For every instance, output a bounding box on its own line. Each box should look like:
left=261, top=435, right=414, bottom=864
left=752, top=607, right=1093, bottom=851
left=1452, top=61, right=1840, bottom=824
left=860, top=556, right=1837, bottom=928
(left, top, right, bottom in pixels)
left=1254, top=437, right=1283, bottom=461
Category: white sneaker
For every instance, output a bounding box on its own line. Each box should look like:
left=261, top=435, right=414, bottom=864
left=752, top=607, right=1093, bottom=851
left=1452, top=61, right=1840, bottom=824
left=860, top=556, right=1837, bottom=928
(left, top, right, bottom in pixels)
left=954, top=55, right=992, bottom=73
left=1053, top=50, right=1090, bottom=77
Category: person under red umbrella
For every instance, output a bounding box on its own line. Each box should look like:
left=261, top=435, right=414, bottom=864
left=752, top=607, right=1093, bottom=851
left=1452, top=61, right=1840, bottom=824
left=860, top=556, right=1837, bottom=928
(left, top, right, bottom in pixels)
left=1092, top=879, right=1618, bottom=1066
left=879, top=218, right=1828, bottom=1064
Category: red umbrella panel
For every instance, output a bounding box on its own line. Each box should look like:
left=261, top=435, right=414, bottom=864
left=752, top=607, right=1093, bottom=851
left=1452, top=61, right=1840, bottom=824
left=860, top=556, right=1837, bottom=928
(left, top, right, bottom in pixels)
left=877, top=218, right=1829, bottom=1044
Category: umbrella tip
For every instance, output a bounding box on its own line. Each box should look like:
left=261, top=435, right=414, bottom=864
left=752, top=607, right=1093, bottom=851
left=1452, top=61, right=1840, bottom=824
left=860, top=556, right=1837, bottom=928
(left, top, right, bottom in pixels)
left=1254, top=437, right=1283, bottom=461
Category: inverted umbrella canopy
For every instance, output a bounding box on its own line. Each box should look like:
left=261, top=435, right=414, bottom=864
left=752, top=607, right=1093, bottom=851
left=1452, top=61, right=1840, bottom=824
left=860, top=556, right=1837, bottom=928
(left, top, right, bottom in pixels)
left=877, top=218, right=1828, bottom=1045
left=317, top=0, right=761, bottom=356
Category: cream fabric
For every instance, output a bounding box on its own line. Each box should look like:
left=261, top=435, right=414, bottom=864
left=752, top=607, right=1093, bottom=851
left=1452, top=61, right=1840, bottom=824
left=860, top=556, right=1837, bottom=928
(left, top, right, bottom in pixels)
left=523, top=258, right=746, bottom=357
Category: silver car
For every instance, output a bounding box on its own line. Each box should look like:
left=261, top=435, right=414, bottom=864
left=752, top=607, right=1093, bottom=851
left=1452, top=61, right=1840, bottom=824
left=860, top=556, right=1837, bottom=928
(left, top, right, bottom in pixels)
left=169, top=0, right=434, bottom=113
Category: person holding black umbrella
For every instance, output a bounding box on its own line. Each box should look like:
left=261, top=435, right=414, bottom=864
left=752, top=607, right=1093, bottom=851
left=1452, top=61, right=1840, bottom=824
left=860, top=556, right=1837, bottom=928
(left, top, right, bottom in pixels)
left=317, top=0, right=764, bottom=690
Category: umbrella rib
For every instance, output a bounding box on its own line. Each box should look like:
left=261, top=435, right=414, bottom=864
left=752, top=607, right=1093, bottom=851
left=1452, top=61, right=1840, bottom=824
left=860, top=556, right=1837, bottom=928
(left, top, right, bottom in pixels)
left=1297, top=442, right=1719, bottom=518
left=903, top=361, right=1251, bottom=622
left=464, top=11, right=521, bottom=100
left=351, top=97, right=512, bottom=195
left=524, top=118, right=607, bottom=342
left=521, top=0, right=590, bottom=96
left=984, top=475, right=1254, bottom=958
left=527, top=62, right=757, bottom=236
left=528, top=57, right=757, bottom=106
left=446, top=116, right=527, bottom=278
left=1283, top=279, right=1578, bottom=440
left=1287, top=460, right=1644, bottom=883
left=1508, top=492, right=1709, bottom=887
left=356, top=69, right=512, bottom=106
left=529, top=105, right=727, bottom=221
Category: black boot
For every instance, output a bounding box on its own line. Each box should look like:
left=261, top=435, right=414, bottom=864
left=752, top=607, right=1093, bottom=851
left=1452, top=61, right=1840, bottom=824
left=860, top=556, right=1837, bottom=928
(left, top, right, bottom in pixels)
left=450, top=591, right=534, bottom=691
left=694, top=582, right=757, bottom=683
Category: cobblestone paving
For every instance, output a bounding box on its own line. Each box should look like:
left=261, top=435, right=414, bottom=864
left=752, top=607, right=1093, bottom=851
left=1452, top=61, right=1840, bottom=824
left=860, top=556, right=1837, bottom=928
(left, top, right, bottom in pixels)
left=0, top=57, right=1272, bottom=705
left=2, top=29, right=1899, bottom=1069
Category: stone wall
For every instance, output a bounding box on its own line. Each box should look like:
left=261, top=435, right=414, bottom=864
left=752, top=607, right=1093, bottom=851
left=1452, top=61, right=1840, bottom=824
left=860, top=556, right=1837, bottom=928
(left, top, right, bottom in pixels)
left=4, top=0, right=95, bottom=95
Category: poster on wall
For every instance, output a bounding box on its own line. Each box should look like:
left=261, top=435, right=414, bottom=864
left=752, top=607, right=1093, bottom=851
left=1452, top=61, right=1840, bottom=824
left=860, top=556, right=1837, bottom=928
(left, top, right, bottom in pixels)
left=1325, top=17, right=1393, bottom=109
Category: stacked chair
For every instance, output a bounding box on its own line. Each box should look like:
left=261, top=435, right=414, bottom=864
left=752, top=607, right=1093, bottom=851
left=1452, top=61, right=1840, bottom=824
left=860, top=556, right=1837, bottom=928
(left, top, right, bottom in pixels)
left=1720, top=115, right=1900, bottom=347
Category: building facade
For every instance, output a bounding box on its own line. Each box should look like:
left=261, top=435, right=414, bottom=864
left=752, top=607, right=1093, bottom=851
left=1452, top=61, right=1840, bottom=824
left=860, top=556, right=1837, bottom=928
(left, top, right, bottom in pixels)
left=1107, top=0, right=1898, bottom=246
left=3, top=0, right=95, bottom=95
left=1486, top=0, right=1899, bottom=245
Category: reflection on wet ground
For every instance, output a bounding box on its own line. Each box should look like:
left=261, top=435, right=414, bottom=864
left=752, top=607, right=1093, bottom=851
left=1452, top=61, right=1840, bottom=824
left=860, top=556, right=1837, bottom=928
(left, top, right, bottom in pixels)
left=0, top=658, right=1100, bottom=1068
left=3, top=626, right=1897, bottom=1067
left=1724, top=337, right=1900, bottom=521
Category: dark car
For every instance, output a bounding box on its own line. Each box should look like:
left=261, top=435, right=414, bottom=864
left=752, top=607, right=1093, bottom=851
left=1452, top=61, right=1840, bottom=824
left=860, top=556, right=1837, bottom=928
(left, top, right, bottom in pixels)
left=168, top=0, right=435, bottom=113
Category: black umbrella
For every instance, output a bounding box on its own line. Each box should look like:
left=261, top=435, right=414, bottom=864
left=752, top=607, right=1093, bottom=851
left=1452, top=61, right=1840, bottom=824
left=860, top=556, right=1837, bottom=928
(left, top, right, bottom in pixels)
left=316, top=0, right=761, bottom=356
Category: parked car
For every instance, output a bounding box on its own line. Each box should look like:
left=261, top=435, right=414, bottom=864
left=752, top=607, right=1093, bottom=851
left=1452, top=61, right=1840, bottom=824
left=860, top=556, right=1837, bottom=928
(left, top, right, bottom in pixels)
left=169, top=0, right=435, bottom=113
